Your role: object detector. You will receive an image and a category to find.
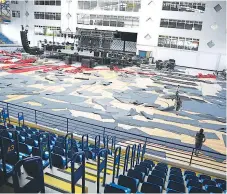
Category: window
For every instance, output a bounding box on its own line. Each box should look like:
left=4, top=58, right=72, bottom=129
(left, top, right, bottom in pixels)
left=34, top=12, right=61, bottom=20
left=158, top=35, right=199, bottom=51
left=77, top=0, right=141, bottom=12
left=11, top=1, right=18, bottom=4
left=34, top=0, right=61, bottom=6
left=34, top=25, right=61, bottom=36
left=160, top=18, right=203, bottom=31
left=12, top=11, right=20, bottom=18
left=76, top=13, right=139, bottom=28
left=162, top=1, right=205, bottom=13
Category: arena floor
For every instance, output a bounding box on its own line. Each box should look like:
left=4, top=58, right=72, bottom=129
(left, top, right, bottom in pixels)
left=0, top=55, right=226, bottom=170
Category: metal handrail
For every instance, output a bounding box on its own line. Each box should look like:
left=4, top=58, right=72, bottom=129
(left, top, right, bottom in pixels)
left=0, top=101, right=226, bottom=173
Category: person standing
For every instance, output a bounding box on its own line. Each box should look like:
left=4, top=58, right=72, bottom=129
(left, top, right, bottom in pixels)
left=173, top=85, right=182, bottom=115
left=195, top=129, right=206, bottom=156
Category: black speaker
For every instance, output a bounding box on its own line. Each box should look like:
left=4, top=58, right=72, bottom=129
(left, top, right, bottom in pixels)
left=94, top=51, right=100, bottom=57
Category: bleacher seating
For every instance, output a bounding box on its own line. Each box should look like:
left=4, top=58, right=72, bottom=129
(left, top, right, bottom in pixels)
left=0, top=32, right=13, bottom=44
left=0, top=119, right=226, bottom=193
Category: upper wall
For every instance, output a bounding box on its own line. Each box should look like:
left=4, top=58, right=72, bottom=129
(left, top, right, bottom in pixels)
left=137, top=0, right=226, bottom=70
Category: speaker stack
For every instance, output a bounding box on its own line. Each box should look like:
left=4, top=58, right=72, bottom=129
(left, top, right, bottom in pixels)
left=20, top=30, right=44, bottom=55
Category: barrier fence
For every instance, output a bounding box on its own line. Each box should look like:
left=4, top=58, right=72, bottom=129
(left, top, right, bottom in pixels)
left=0, top=100, right=226, bottom=174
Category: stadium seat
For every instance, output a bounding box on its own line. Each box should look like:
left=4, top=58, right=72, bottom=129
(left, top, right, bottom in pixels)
left=51, top=153, right=66, bottom=169
left=140, top=161, right=153, bottom=170
left=141, top=182, right=162, bottom=193
left=0, top=161, right=14, bottom=175
left=156, top=162, right=168, bottom=169
left=169, top=174, right=184, bottom=184
left=147, top=174, right=164, bottom=188
left=184, top=170, right=196, bottom=176
left=151, top=169, right=166, bottom=181
left=170, top=170, right=182, bottom=178
left=104, top=183, right=131, bottom=193
left=217, top=183, right=226, bottom=191
left=205, top=185, right=223, bottom=193
left=188, top=186, right=206, bottom=193
left=167, top=180, right=185, bottom=193
left=170, top=167, right=181, bottom=173
left=85, top=150, right=96, bottom=160
left=186, top=179, right=202, bottom=188
left=118, top=175, right=139, bottom=193
left=134, top=164, right=149, bottom=176
left=25, top=138, right=38, bottom=147
left=198, top=174, right=211, bottom=181
left=127, top=169, right=145, bottom=183
left=214, top=178, right=226, bottom=185
left=143, top=159, right=155, bottom=167
left=19, top=131, right=31, bottom=138
left=202, top=179, right=216, bottom=186
left=18, top=135, right=26, bottom=143
left=55, top=141, right=65, bottom=148
left=19, top=143, right=32, bottom=156
left=154, top=165, right=168, bottom=174
left=185, top=174, right=199, bottom=182
left=52, top=146, right=65, bottom=156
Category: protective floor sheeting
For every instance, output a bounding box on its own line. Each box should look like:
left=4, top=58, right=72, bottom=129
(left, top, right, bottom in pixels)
left=0, top=63, right=226, bottom=163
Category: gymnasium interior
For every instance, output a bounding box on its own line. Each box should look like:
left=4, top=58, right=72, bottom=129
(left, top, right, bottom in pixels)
left=0, top=0, right=226, bottom=193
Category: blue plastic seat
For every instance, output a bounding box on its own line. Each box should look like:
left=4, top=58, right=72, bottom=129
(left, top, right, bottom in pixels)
left=5, top=152, right=22, bottom=165
left=170, top=170, right=182, bottom=178
left=18, top=135, right=26, bottom=143
left=134, top=164, right=149, bottom=176
left=186, top=179, right=202, bottom=189
left=202, top=179, right=216, bottom=186
left=55, top=140, right=65, bottom=148
left=25, top=138, right=38, bottom=147
left=31, top=134, right=39, bottom=141
left=141, top=182, right=162, bottom=193
left=127, top=169, right=145, bottom=183
left=53, top=146, right=65, bottom=156
left=19, top=131, right=31, bottom=138
left=185, top=174, right=198, bottom=182
left=19, top=143, right=32, bottom=155
left=218, top=183, right=226, bottom=191
left=85, top=150, right=96, bottom=160
left=205, top=185, right=223, bottom=193
left=170, top=167, right=181, bottom=172
left=169, top=174, right=184, bottom=184
left=154, top=165, right=168, bottom=174
left=214, top=178, right=226, bottom=185
left=188, top=186, right=206, bottom=193
left=151, top=169, right=166, bottom=181
left=140, top=161, right=153, bottom=170
left=156, top=162, right=168, bottom=169
left=51, top=153, right=66, bottom=169
left=143, top=159, right=155, bottom=167
left=198, top=174, right=211, bottom=181
left=147, top=174, right=164, bottom=188
left=184, top=170, right=196, bottom=176
left=104, top=183, right=131, bottom=193
left=0, top=160, right=14, bottom=175
left=42, top=159, right=49, bottom=169
left=118, top=175, right=139, bottom=193
left=167, top=180, right=185, bottom=193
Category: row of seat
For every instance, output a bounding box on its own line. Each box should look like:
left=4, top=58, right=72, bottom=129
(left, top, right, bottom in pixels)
left=104, top=159, right=226, bottom=193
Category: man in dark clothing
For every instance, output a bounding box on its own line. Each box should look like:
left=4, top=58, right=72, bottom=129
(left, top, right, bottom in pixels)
left=195, top=128, right=206, bottom=156
left=173, top=85, right=182, bottom=115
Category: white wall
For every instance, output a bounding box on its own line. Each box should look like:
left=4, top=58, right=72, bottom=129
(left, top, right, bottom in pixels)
left=137, top=0, right=226, bottom=70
